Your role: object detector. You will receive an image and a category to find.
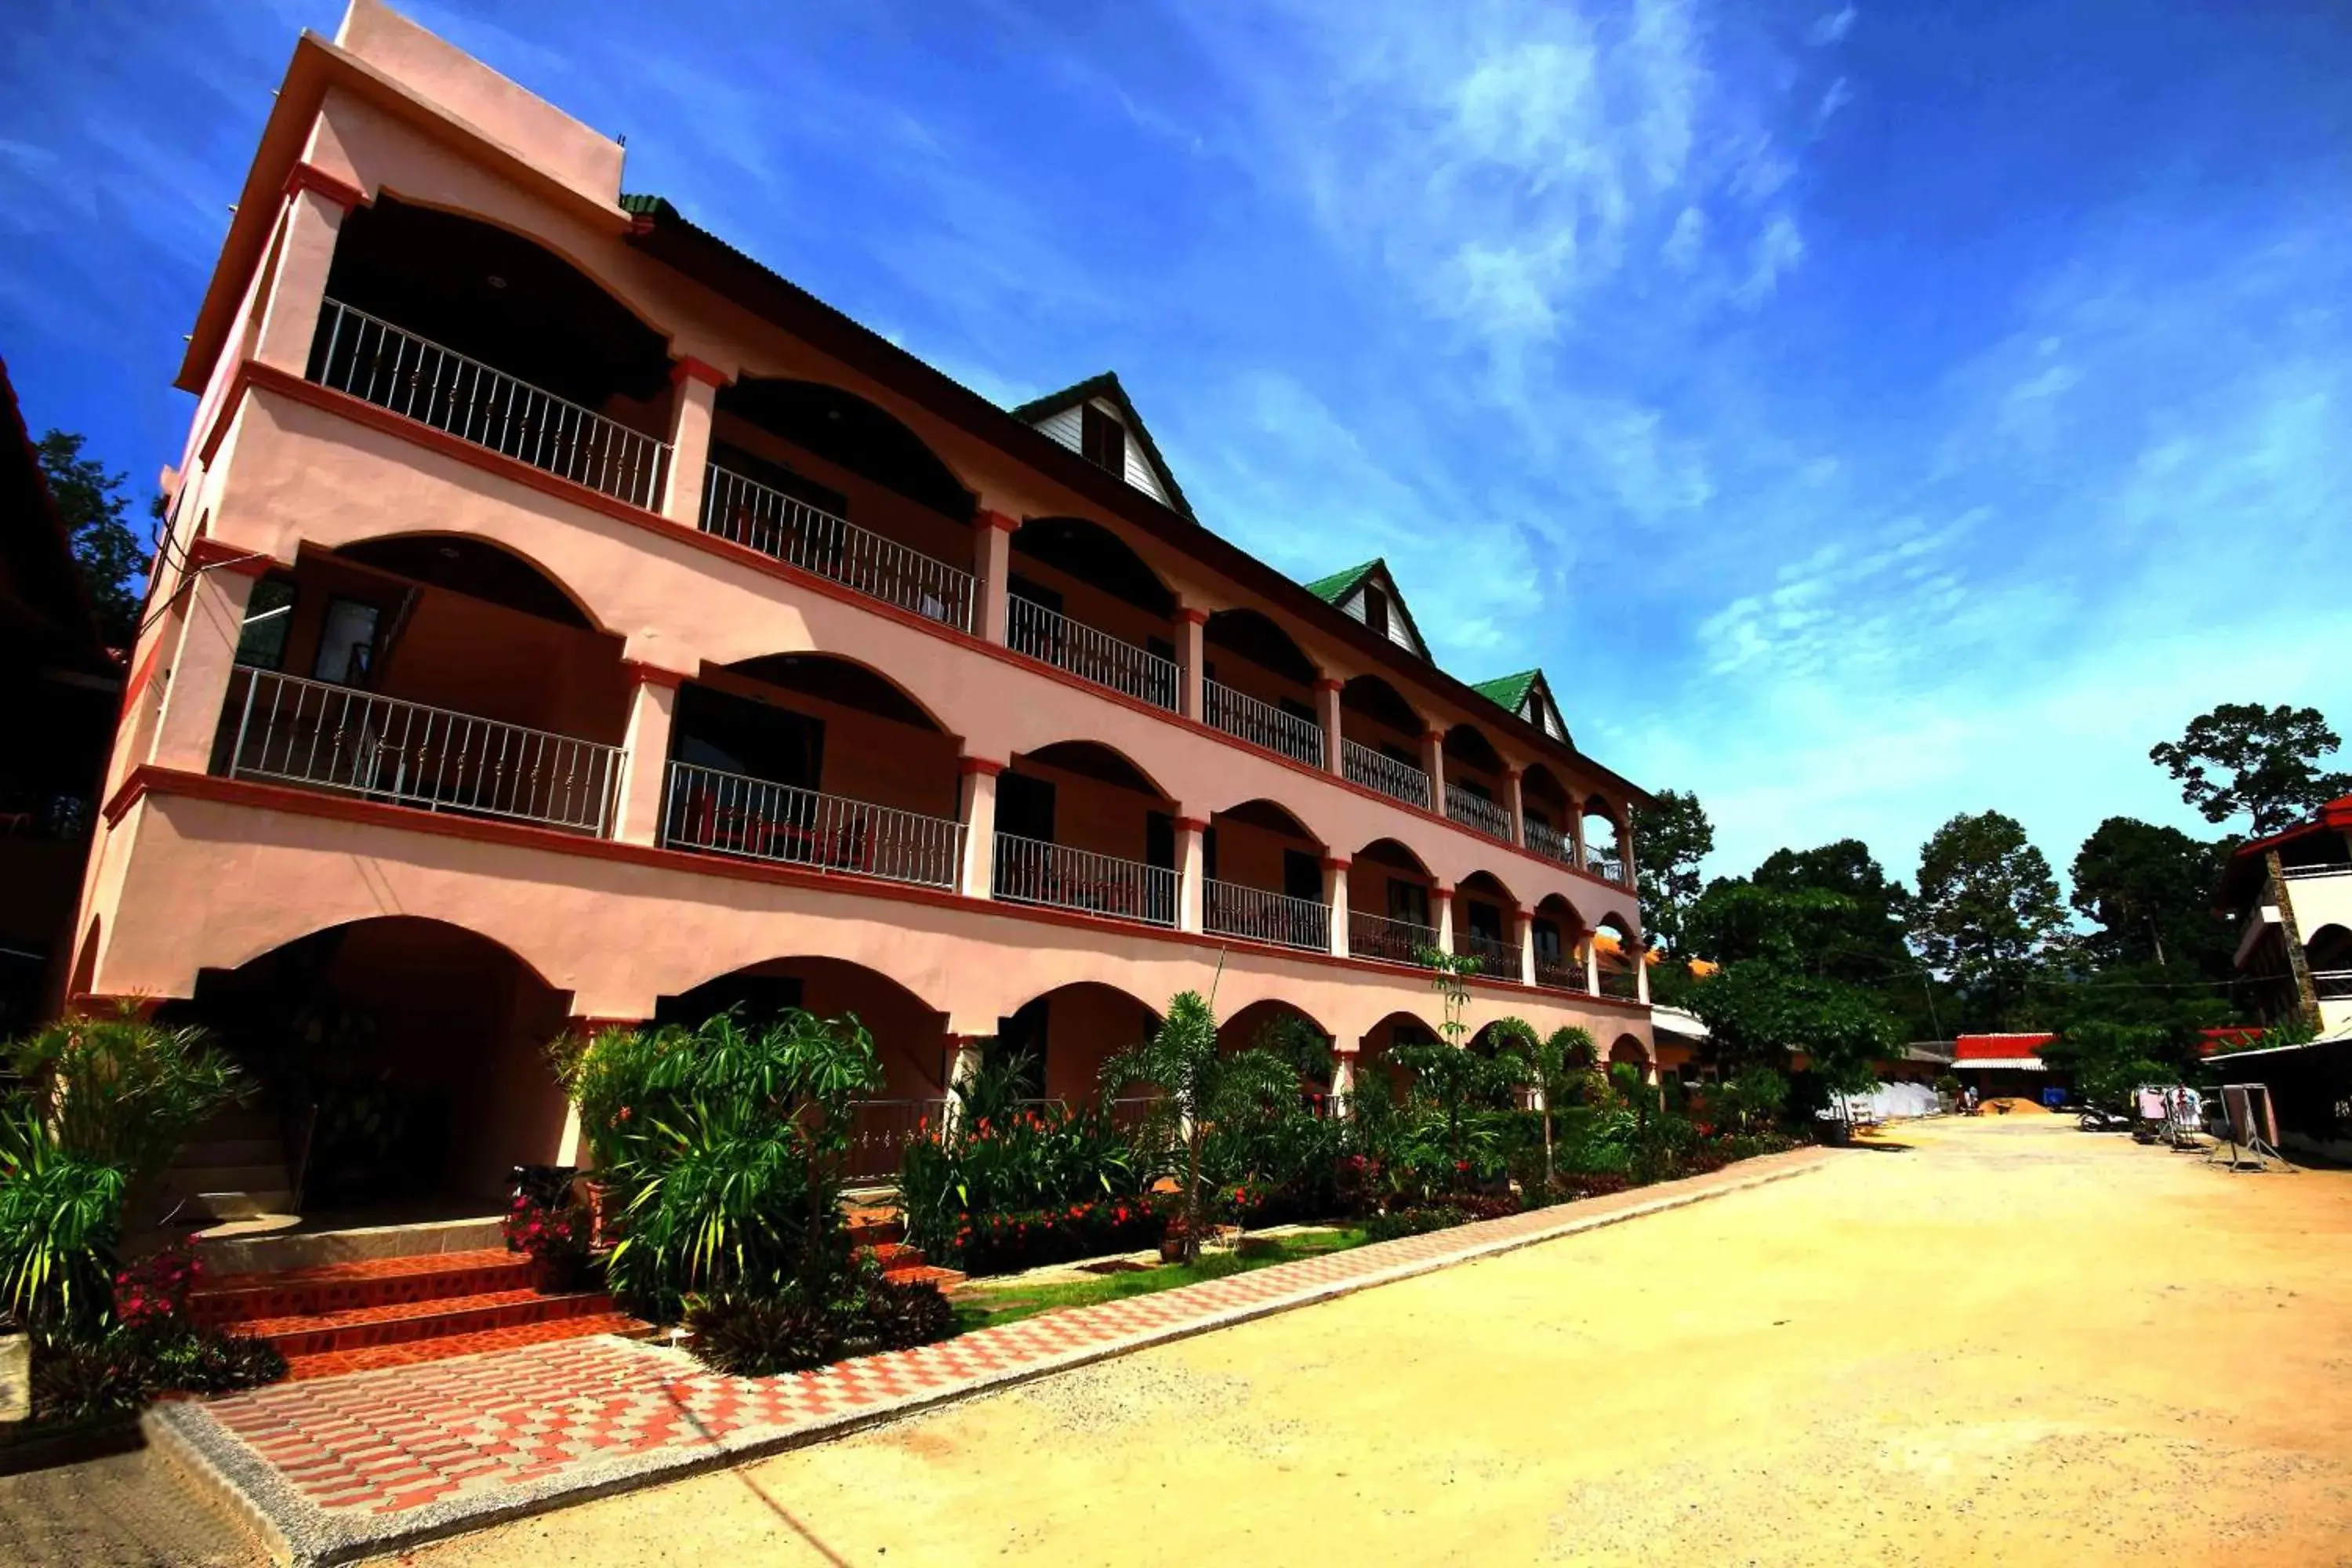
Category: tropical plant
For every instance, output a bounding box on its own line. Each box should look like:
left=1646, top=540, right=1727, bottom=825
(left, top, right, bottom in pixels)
left=9, top=1011, right=245, bottom=1190
left=1714, top=1065, right=1789, bottom=1135
left=1486, top=1021, right=1595, bottom=1196
left=2150, top=702, right=2351, bottom=836
left=0, top=1107, right=129, bottom=1331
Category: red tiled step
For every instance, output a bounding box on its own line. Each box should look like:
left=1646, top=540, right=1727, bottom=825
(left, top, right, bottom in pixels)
left=238, top=1288, right=619, bottom=1359
left=281, top=1311, right=653, bottom=1381
left=861, top=1240, right=924, bottom=1269
left=191, top=1249, right=534, bottom=1328
left=845, top=1216, right=903, bottom=1248
left=880, top=1263, right=965, bottom=1288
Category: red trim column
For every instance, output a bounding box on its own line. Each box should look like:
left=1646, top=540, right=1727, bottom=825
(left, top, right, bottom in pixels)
left=1421, top=729, right=1446, bottom=815
left=1316, top=677, right=1344, bottom=778
left=959, top=757, right=1004, bottom=898
left=661, top=358, right=730, bottom=524
left=150, top=566, right=260, bottom=773
left=974, top=511, right=1018, bottom=644
left=1323, top=854, right=1351, bottom=958
left=254, top=164, right=363, bottom=376
left=1178, top=606, right=1208, bottom=723
left=613, top=662, right=686, bottom=845
left=1175, top=815, right=1210, bottom=934
left=1503, top=768, right=1526, bottom=848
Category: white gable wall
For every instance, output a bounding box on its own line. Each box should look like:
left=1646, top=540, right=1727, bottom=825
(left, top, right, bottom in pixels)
left=1337, top=582, right=1425, bottom=659
left=1025, top=399, right=1172, bottom=508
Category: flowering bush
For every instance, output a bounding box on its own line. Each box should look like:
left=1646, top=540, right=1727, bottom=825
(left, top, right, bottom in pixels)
left=956, top=1196, right=1165, bottom=1276
left=503, top=1191, right=590, bottom=1263
left=112, top=1240, right=200, bottom=1330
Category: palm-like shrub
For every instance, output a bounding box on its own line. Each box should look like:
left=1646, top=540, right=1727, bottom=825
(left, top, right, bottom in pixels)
left=561, top=1009, right=881, bottom=1320
left=9, top=1012, right=244, bottom=1189
left=0, top=1109, right=129, bottom=1331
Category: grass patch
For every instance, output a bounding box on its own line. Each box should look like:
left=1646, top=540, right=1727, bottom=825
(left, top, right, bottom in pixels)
left=951, top=1228, right=1369, bottom=1333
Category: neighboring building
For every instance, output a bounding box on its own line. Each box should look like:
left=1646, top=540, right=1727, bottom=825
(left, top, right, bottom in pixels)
left=71, top=2, right=1658, bottom=1215
left=2202, top=1035, right=2352, bottom=1163
left=1952, top=1033, right=2059, bottom=1101
left=2217, top=796, right=2352, bottom=1038
left=0, top=358, right=124, bottom=1038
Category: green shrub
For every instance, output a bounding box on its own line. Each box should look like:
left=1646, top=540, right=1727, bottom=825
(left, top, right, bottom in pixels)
left=0, top=1109, right=128, bottom=1332
left=8, top=1011, right=244, bottom=1188
left=682, top=1271, right=956, bottom=1375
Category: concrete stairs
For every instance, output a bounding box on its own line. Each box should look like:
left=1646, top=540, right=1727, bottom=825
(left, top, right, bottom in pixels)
left=154, top=1103, right=295, bottom=1225
left=847, top=1210, right=964, bottom=1290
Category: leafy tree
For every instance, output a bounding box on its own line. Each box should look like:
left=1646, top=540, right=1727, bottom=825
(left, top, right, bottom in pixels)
left=1912, top=811, right=2067, bottom=1029
left=1483, top=1020, right=1593, bottom=1196
left=2068, top=817, right=2235, bottom=975
left=34, top=430, right=149, bottom=648
left=1632, top=788, right=1715, bottom=953
left=2150, top=702, right=2352, bottom=836
left=1674, top=880, right=1902, bottom=1091
left=1751, top=840, right=1915, bottom=983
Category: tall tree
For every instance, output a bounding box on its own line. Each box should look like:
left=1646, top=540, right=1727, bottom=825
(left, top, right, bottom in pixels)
left=2149, top=703, right=2352, bottom=836
left=34, top=430, right=147, bottom=648
left=1912, top=811, right=2067, bottom=1029
left=1751, top=840, right=1915, bottom=988
left=1675, top=880, right=1900, bottom=1091
left=1632, top=788, right=1714, bottom=953
left=2068, top=817, right=2235, bottom=975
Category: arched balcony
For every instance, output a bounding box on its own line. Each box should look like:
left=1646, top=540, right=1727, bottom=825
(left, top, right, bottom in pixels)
left=1443, top=723, right=1513, bottom=843
left=702, top=377, right=980, bottom=631
left=214, top=535, right=631, bottom=834
left=1530, top=893, right=1590, bottom=993
left=1007, top=517, right=1180, bottom=710
left=1453, top=870, right=1521, bottom=979
left=1348, top=837, right=1439, bottom=967
left=1595, top=915, right=1642, bottom=1000
left=1201, top=610, right=1325, bottom=768
left=1582, top=795, right=1629, bottom=885
left=1521, top=764, right=1577, bottom=866
left=1202, top=800, right=1330, bottom=953
left=992, top=742, right=1179, bottom=926
left=309, top=198, right=678, bottom=508
left=659, top=653, right=965, bottom=889
left=2308, top=924, right=2352, bottom=1003
left=993, top=982, right=1163, bottom=1105
left=1339, top=674, right=1432, bottom=809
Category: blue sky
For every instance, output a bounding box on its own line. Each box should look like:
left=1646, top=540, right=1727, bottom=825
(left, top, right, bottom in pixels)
left=4, top=0, right=2347, bottom=891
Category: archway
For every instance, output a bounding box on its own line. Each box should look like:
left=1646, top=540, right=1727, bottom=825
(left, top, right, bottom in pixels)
left=1595, top=915, right=1642, bottom=1000
left=1356, top=1010, right=1442, bottom=1104
left=1203, top=609, right=1323, bottom=765
left=1456, top=869, right=1520, bottom=977
left=1582, top=795, right=1627, bottom=880
left=1609, top=1033, right=1653, bottom=1074
left=1206, top=799, right=1330, bottom=951
left=162, top=917, right=573, bottom=1215
left=1009, top=517, right=1181, bottom=709
left=997, top=742, right=1179, bottom=924
left=1531, top=893, right=1589, bottom=990
left=1339, top=674, right=1430, bottom=806
left=993, top=982, right=1164, bottom=1105
left=1352, top=837, right=1438, bottom=964
left=1521, top=763, right=1576, bottom=864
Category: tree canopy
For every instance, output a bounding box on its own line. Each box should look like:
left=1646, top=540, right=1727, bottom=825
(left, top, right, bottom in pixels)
left=2149, top=702, right=2351, bottom=836
left=34, top=430, right=147, bottom=649
left=2068, top=817, right=2235, bottom=976
left=1912, top=811, right=2068, bottom=1030
left=1632, top=788, right=1714, bottom=954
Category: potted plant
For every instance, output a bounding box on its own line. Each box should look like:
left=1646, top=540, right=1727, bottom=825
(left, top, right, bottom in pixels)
left=503, top=1189, right=592, bottom=1292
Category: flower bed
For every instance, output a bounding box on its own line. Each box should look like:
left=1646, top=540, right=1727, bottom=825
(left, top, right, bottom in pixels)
left=956, top=1197, right=1165, bottom=1276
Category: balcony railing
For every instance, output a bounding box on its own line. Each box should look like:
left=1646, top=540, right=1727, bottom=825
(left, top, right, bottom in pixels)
left=1585, top=848, right=1628, bottom=885
left=1534, top=953, right=1588, bottom=993
left=2314, top=969, right=2352, bottom=1000
left=1524, top=817, right=1575, bottom=866
left=843, top=1098, right=949, bottom=1182
left=220, top=668, right=620, bottom=834
left=662, top=761, right=964, bottom=889
left=1348, top=909, right=1438, bottom=967
left=1342, top=739, right=1431, bottom=809
left=993, top=833, right=1177, bottom=926
left=1007, top=597, right=1178, bottom=710
left=309, top=299, right=670, bottom=510
left=2282, top=862, right=2352, bottom=880
left=1598, top=964, right=1642, bottom=1001
left=1446, top=784, right=1512, bottom=843
left=700, top=464, right=975, bottom=632
left=1204, top=880, right=1330, bottom=952
left=1456, top=931, right=1519, bottom=978
left=1205, top=680, right=1325, bottom=769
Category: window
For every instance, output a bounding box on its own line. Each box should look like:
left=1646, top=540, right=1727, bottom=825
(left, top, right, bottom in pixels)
left=997, top=772, right=1056, bottom=843
left=234, top=579, right=296, bottom=670
left=1533, top=919, right=1563, bottom=962
left=1467, top=902, right=1504, bottom=942
left=1080, top=404, right=1127, bottom=477
left=1283, top=849, right=1323, bottom=903
left=671, top=684, right=826, bottom=792
left=1361, top=583, right=1390, bottom=637
left=1387, top=879, right=1431, bottom=928
left=1145, top=811, right=1175, bottom=872
left=312, top=597, right=381, bottom=685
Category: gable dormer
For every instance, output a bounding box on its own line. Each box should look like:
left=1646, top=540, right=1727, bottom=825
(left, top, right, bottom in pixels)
left=1303, top=558, right=1429, bottom=661
left=1011, top=372, right=1194, bottom=520
left=1472, top=669, right=1571, bottom=744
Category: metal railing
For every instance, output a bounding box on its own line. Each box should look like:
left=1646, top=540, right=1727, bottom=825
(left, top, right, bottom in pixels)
left=700, top=464, right=975, bottom=631
left=309, top=299, right=670, bottom=509
left=1203, top=880, right=1330, bottom=952
left=843, top=1098, right=950, bottom=1181
left=2314, top=969, right=2352, bottom=1000
left=1007, top=597, right=1178, bottom=710
left=1523, top=817, right=1575, bottom=866
left=1456, top=931, right=1519, bottom=978
left=2282, top=862, right=2352, bottom=880
left=1446, top=784, right=1513, bottom=842
left=1204, top=681, right=1325, bottom=768
left=1585, top=848, right=1628, bottom=884
left=993, top=833, right=1177, bottom=925
left=1342, top=739, right=1431, bottom=809
left=1348, top=909, right=1438, bottom=967
left=662, top=761, right=965, bottom=889
left=1597, top=964, right=1642, bottom=1000
left=220, top=668, right=622, bottom=833
left=1534, top=953, right=1588, bottom=993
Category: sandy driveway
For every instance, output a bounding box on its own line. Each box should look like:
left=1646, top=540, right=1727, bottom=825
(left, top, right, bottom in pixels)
left=383, top=1117, right=2350, bottom=1566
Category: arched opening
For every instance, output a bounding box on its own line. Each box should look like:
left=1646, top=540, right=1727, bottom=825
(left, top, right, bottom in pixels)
left=1356, top=1011, right=1442, bottom=1105
left=665, top=653, right=964, bottom=889
left=993, top=982, right=1163, bottom=1106
left=1339, top=674, right=1431, bottom=808
left=218, top=535, right=630, bottom=835
left=996, top=742, right=1179, bottom=925
left=2307, top=924, right=2352, bottom=996
left=1582, top=795, right=1627, bottom=883
left=655, top=956, right=952, bottom=1181
left=1531, top=893, right=1590, bottom=991
left=1466, top=1021, right=1535, bottom=1109
left=1351, top=837, right=1438, bottom=966
left=1595, top=915, right=1642, bottom=1000
left=1217, top=999, right=1334, bottom=1108
left=314, top=198, right=677, bottom=506
left=1203, top=609, right=1324, bottom=766
left=157, top=917, right=572, bottom=1219
left=1521, top=763, right=1576, bottom=865
left=1609, top=1033, right=1653, bottom=1074
left=1204, top=799, right=1329, bottom=952
left=1007, top=517, right=1180, bottom=710
left=710, top=378, right=979, bottom=630
left=1441, top=723, right=1512, bottom=841
left=1454, top=869, right=1520, bottom=979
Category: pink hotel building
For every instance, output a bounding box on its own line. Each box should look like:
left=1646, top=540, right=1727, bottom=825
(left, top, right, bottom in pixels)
left=75, top=3, right=1661, bottom=1204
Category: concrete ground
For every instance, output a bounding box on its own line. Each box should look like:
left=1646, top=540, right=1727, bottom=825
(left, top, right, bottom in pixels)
left=8, top=1116, right=2347, bottom=1566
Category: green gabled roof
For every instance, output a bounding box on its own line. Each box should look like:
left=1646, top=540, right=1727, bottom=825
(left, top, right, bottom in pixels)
left=1007, top=371, right=1196, bottom=522
left=1471, top=670, right=1541, bottom=713
left=1302, top=559, right=1382, bottom=604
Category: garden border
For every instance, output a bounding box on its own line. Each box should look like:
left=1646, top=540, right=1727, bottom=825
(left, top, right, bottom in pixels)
left=147, top=1149, right=1829, bottom=1567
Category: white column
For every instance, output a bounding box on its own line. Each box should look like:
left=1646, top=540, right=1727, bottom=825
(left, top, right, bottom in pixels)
left=1325, top=856, right=1350, bottom=958
left=1636, top=943, right=1652, bottom=1004
left=959, top=760, right=1002, bottom=897
left=660, top=361, right=724, bottom=523
left=1316, top=678, right=1344, bottom=776
left=1177, top=816, right=1208, bottom=933
left=1329, top=1049, right=1356, bottom=1120
left=251, top=169, right=358, bottom=375
left=1585, top=936, right=1602, bottom=996
left=1433, top=884, right=1454, bottom=956
left=1504, top=768, right=1526, bottom=848
left=1515, top=909, right=1537, bottom=986
left=975, top=512, right=1016, bottom=644
left=942, top=1034, right=987, bottom=1134
left=151, top=566, right=261, bottom=773
left=612, top=667, right=681, bottom=844
left=1421, top=729, right=1446, bottom=813
left=1179, top=608, right=1207, bottom=722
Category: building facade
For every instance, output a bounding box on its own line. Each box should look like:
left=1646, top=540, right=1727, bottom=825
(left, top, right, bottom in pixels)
left=2219, top=795, right=2352, bottom=1039
left=72, top=2, right=1659, bottom=1208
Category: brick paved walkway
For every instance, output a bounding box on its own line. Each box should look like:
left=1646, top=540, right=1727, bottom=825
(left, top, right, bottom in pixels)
left=153, top=1149, right=1828, bottom=1566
